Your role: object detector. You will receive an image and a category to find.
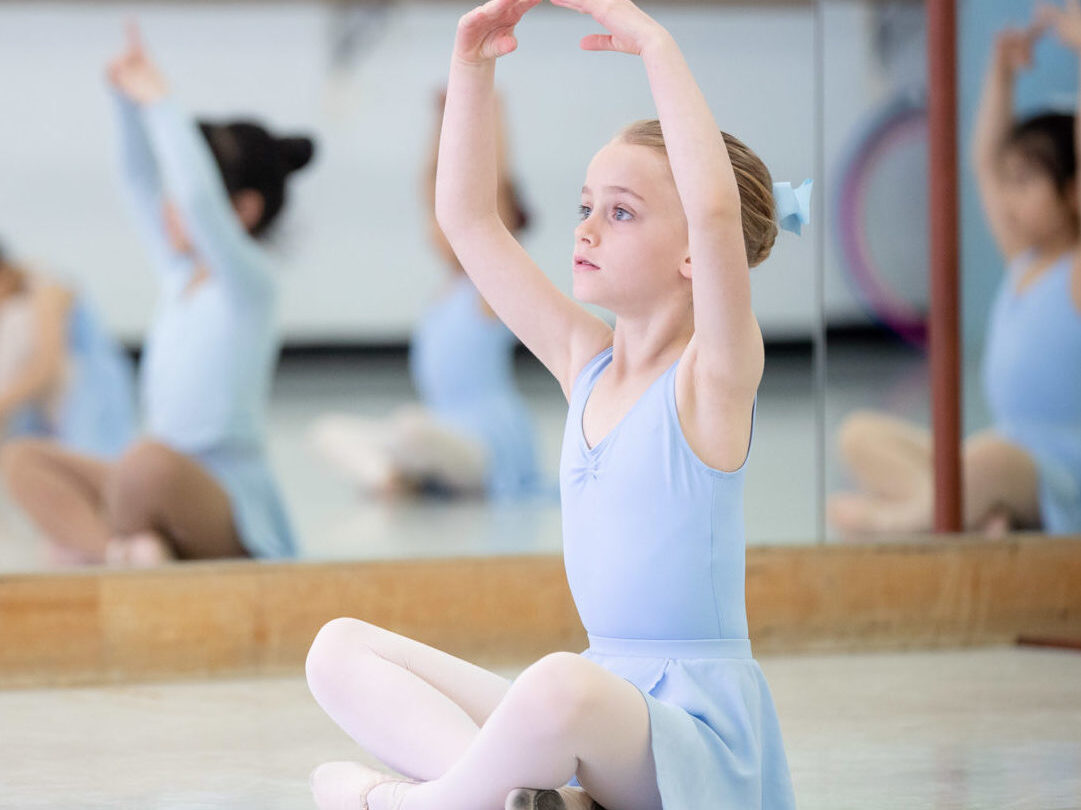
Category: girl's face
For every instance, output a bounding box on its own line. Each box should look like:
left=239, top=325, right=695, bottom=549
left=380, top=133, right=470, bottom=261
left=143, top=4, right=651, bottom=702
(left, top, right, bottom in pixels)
left=161, top=193, right=265, bottom=256
left=999, top=149, right=1078, bottom=248
left=573, top=141, right=691, bottom=314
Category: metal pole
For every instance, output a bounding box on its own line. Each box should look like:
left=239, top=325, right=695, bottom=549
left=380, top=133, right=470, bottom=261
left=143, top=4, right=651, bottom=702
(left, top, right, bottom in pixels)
left=927, top=0, right=963, bottom=531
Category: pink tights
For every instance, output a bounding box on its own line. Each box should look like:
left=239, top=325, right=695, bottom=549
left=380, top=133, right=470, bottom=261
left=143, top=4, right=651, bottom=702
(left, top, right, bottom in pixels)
left=305, top=618, right=663, bottom=810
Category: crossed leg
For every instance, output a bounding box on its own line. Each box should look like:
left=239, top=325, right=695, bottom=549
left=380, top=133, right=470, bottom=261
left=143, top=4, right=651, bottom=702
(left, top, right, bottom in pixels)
left=305, top=619, right=662, bottom=810
left=828, top=410, right=1042, bottom=534
left=0, top=438, right=113, bottom=561
left=0, top=437, right=248, bottom=564
left=310, top=407, right=488, bottom=498
left=306, top=617, right=513, bottom=779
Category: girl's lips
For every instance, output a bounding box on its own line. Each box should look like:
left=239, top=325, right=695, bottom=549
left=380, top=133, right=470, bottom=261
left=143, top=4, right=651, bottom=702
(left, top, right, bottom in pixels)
left=573, top=256, right=600, bottom=271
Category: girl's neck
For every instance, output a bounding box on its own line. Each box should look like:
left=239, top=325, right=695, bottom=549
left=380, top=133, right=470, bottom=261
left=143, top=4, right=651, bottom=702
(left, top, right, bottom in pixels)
left=609, top=305, right=694, bottom=378
left=1030, top=227, right=1078, bottom=265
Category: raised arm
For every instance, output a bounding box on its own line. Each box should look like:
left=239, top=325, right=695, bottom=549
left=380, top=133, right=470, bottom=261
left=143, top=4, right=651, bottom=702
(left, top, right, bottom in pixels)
left=110, top=88, right=176, bottom=270
left=140, top=101, right=271, bottom=297
left=553, top=0, right=762, bottom=396
left=435, top=0, right=612, bottom=397
left=107, top=23, right=269, bottom=297
left=971, top=22, right=1045, bottom=261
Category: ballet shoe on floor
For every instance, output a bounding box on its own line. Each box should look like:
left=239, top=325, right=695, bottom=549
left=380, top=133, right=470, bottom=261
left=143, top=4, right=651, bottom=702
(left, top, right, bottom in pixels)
left=310, top=761, right=412, bottom=810
left=104, top=531, right=173, bottom=568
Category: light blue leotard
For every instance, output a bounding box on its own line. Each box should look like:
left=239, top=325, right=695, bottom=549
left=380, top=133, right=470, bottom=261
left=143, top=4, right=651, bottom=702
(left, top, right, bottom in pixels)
left=6, top=295, right=135, bottom=458
left=410, top=275, right=539, bottom=497
left=115, top=94, right=295, bottom=559
left=560, top=348, right=795, bottom=809
left=983, top=251, right=1081, bottom=534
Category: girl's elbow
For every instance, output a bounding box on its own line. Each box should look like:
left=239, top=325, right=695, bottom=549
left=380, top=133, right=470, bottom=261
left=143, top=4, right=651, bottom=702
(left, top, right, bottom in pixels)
left=434, top=199, right=456, bottom=234
left=435, top=198, right=481, bottom=239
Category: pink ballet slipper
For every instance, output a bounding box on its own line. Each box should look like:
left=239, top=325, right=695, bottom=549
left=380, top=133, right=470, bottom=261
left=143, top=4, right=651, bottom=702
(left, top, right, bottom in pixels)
left=104, top=531, right=173, bottom=568
left=310, top=761, right=415, bottom=810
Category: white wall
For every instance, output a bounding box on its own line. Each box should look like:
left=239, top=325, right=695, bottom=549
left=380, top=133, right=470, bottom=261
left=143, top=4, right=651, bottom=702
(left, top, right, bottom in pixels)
left=0, top=1, right=902, bottom=344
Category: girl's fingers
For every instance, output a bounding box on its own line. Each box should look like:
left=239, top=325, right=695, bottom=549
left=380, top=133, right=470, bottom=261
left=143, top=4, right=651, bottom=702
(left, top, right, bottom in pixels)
left=509, top=0, right=542, bottom=23
left=126, top=19, right=145, bottom=56
left=495, top=33, right=518, bottom=55
left=580, top=33, right=616, bottom=51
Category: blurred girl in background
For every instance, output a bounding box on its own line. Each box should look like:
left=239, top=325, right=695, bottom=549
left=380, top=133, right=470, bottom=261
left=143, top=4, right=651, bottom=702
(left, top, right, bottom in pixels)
left=0, top=23, right=315, bottom=565
left=311, top=91, right=540, bottom=500
left=0, top=241, right=134, bottom=458
left=829, top=3, right=1081, bottom=537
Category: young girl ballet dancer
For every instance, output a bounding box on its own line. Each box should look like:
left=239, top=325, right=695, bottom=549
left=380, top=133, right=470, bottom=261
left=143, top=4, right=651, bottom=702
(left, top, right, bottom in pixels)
left=829, top=3, right=1081, bottom=537
left=311, top=92, right=539, bottom=499
left=0, top=243, right=135, bottom=458
left=0, top=24, right=315, bottom=565
left=303, top=0, right=807, bottom=806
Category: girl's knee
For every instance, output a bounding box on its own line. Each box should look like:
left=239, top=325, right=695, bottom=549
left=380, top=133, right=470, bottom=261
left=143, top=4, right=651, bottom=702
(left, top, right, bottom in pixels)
left=305, top=617, right=381, bottom=688
left=837, top=410, right=888, bottom=454
left=511, top=652, right=601, bottom=735
left=110, top=440, right=184, bottom=502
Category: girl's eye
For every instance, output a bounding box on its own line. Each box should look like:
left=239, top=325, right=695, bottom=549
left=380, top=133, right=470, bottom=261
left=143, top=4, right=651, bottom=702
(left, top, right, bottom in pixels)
left=578, top=204, right=591, bottom=221
left=613, top=207, right=632, bottom=221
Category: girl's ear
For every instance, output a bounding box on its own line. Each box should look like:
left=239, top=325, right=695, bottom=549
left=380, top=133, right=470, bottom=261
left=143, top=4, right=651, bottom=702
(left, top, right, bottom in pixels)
left=232, top=190, right=266, bottom=233
left=679, top=254, right=693, bottom=281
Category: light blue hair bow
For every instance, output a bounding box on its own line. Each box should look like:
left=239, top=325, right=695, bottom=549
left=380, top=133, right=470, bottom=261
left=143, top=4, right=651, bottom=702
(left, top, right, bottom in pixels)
left=773, top=179, right=813, bottom=236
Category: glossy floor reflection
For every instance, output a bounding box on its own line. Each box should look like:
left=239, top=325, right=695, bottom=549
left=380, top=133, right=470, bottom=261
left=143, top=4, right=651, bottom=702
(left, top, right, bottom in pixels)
left=1, top=646, right=1077, bottom=809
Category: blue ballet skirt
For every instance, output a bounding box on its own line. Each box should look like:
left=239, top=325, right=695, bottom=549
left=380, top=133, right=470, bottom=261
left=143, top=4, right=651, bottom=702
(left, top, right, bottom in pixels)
left=7, top=297, right=135, bottom=459
left=560, top=348, right=795, bottom=808
left=189, top=443, right=296, bottom=559
left=410, top=276, right=539, bottom=498
left=581, top=636, right=794, bottom=807
left=983, top=252, right=1081, bottom=534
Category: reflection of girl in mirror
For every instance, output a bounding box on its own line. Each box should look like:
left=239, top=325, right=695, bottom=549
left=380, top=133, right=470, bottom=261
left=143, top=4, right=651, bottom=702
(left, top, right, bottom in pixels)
left=829, top=2, right=1081, bottom=537
left=310, top=91, right=540, bottom=500
left=0, top=23, right=315, bottom=566
left=304, top=0, right=804, bottom=807
left=0, top=242, right=135, bottom=458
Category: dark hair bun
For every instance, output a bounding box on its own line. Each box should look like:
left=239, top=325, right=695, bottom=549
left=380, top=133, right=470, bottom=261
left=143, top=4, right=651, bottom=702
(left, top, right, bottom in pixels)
left=278, top=136, right=315, bottom=174
left=199, top=118, right=317, bottom=237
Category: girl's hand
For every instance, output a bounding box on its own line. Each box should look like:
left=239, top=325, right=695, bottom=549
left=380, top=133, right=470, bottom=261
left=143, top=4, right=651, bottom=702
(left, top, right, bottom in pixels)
left=549, top=0, right=668, bottom=57
left=993, top=23, right=1046, bottom=74
left=106, top=21, right=168, bottom=104
left=454, top=0, right=542, bottom=65
left=1039, top=0, right=1081, bottom=51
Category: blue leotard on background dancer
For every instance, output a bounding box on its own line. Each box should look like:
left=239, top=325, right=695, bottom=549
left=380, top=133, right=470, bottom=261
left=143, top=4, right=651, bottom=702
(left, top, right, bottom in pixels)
left=0, top=23, right=314, bottom=565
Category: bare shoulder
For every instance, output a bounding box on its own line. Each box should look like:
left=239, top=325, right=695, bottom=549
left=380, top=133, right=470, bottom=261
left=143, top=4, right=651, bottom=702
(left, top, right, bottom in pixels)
left=558, top=321, right=615, bottom=401
left=675, top=338, right=762, bottom=472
